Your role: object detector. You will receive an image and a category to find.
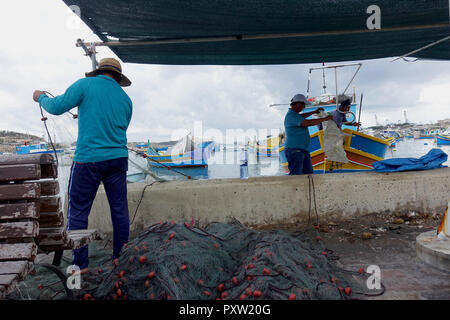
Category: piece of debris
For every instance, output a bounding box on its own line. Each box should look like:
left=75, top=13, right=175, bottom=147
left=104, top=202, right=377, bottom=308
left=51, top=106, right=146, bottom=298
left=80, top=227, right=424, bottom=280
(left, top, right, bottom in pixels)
left=361, top=232, right=372, bottom=240
left=392, top=218, right=404, bottom=225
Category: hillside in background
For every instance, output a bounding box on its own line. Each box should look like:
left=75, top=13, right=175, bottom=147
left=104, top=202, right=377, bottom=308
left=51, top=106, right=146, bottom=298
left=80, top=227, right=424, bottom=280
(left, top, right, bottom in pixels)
left=0, top=130, right=41, bottom=141
left=0, top=130, right=44, bottom=153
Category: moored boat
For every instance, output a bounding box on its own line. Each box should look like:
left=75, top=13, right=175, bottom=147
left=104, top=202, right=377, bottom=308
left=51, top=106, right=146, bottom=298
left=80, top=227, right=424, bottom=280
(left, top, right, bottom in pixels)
left=436, top=134, right=450, bottom=145
left=256, top=136, right=282, bottom=157
left=16, top=142, right=64, bottom=155
left=280, top=129, right=389, bottom=173
left=145, top=135, right=213, bottom=168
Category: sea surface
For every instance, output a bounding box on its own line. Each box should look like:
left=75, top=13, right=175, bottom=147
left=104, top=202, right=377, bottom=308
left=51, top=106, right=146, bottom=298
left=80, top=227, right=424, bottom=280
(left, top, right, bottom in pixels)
left=56, top=137, right=450, bottom=208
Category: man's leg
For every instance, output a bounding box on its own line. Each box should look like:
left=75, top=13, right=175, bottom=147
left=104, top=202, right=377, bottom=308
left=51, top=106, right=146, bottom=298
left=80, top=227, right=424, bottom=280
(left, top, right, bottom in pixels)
left=67, top=162, right=101, bottom=270
left=302, top=150, right=314, bottom=174
left=102, top=158, right=130, bottom=259
left=286, top=148, right=305, bottom=175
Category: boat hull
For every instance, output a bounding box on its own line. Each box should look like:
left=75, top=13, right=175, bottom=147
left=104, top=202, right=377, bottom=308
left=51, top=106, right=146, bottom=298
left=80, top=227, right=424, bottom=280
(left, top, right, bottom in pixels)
left=146, top=142, right=213, bottom=168
left=436, top=134, right=450, bottom=145
left=280, top=129, right=389, bottom=173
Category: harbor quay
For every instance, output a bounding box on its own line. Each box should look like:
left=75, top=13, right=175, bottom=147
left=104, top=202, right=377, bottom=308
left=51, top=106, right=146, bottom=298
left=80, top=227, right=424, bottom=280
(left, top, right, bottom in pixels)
left=86, top=167, right=450, bottom=235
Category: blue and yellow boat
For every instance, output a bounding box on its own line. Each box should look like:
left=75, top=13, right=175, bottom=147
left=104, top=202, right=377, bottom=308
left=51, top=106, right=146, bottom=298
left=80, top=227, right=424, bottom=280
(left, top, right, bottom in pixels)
left=436, top=134, right=450, bottom=145
left=280, top=129, right=390, bottom=173
left=145, top=136, right=214, bottom=168
left=256, top=136, right=283, bottom=157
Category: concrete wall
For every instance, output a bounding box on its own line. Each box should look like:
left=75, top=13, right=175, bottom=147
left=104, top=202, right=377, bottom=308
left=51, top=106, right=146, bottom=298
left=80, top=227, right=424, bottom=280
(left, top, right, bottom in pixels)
left=87, top=168, right=450, bottom=235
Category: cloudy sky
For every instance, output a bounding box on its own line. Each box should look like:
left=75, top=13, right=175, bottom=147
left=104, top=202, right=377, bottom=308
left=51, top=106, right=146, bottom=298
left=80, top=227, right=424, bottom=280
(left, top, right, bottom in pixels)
left=1, top=0, right=450, bottom=143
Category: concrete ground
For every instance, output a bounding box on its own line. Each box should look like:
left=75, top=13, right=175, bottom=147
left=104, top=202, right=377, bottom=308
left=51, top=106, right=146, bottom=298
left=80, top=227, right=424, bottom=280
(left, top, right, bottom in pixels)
left=259, top=211, right=450, bottom=300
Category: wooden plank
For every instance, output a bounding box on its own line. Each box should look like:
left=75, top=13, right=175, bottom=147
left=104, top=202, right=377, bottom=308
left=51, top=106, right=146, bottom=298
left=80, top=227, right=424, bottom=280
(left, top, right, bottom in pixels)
left=0, top=261, right=30, bottom=280
left=39, top=212, right=64, bottom=228
left=41, top=164, right=57, bottom=179
left=0, top=164, right=41, bottom=182
left=0, top=183, right=40, bottom=201
left=36, top=180, right=59, bottom=196
left=0, top=274, right=18, bottom=294
left=37, top=228, right=67, bottom=246
left=0, top=274, right=18, bottom=286
left=0, top=221, right=39, bottom=240
left=40, top=197, right=61, bottom=213
left=0, top=154, right=54, bottom=165
left=0, top=203, right=39, bottom=221
left=67, top=229, right=98, bottom=250
left=0, top=243, right=37, bottom=262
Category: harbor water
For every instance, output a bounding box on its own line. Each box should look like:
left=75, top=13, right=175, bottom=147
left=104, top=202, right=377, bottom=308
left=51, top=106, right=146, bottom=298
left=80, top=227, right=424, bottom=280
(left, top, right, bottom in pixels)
left=56, top=137, right=450, bottom=208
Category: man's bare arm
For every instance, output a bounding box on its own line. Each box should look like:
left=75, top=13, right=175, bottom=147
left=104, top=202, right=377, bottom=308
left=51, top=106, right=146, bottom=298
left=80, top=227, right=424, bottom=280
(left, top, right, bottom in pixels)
left=301, top=115, right=333, bottom=127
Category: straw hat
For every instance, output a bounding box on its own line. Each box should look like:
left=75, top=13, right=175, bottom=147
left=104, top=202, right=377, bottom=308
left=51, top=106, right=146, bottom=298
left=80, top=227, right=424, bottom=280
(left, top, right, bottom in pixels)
left=85, top=58, right=132, bottom=87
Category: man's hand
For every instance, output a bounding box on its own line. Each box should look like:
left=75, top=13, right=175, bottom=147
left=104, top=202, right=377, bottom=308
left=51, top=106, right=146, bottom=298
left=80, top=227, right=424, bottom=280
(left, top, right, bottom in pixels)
left=33, top=90, right=45, bottom=102
left=325, top=115, right=334, bottom=121
left=352, top=122, right=361, bottom=127
left=315, top=107, right=325, bottom=114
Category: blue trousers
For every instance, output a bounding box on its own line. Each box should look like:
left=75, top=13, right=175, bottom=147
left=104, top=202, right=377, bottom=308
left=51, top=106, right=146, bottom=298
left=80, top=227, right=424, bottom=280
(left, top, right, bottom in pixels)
left=285, top=148, right=313, bottom=175
left=67, top=157, right=129, bottom=269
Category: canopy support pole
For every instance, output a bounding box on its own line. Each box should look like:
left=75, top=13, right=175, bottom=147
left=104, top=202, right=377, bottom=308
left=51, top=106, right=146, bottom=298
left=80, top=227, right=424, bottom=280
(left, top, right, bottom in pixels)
left=391, top=1, right=450, bottom=62
left=75, top=23, right=449, bottom=49
left=390, top=35, right=450, bottom=62
left=77, top=39, right=98, bottom=71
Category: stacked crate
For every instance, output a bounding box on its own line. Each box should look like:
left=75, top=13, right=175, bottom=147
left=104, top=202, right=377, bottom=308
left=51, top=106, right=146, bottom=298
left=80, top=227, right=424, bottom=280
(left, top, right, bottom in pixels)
left=0, top=154, right=98, bottom=299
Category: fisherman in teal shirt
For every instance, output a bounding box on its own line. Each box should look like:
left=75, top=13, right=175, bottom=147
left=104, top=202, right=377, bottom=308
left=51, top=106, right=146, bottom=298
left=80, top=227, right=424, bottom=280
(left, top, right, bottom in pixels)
left=284, top=94, right=332, bottom=175
left=33, top=58, right=133, bottom=272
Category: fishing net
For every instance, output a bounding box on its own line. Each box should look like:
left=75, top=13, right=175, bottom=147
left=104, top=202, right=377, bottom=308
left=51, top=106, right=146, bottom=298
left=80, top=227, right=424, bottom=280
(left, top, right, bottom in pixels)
left=82, top=220, right=369, bottom=300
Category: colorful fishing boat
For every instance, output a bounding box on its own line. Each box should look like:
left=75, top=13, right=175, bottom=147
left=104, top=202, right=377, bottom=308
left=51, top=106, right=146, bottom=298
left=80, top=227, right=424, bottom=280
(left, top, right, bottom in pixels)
left=280, top=129, right=389, bottom=173
left=145, top=135, right=214, bottom=168
left=256, top=136, right=283, bottom=157
left=278, top=62, right=390, bottom=173
left=16, top=142, right=64, bottom=155
left=436, top=134, right=450, bottom=145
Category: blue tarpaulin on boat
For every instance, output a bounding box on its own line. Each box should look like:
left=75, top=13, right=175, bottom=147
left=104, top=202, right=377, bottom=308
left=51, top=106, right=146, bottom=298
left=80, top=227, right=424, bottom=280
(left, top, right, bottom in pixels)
left=373, top=149, right=448, bottom=172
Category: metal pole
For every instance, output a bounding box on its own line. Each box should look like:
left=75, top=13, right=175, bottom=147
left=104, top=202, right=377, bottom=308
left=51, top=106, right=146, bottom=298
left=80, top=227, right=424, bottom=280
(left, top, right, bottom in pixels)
left=77, top=39, right=98, bottom=71
left=390, top=35, right=450, bottom=62
left=306, top=69, right=312, bottom=98
left=342, top=64, right=362, bottom=95
left=335, top=67, right=338, bottom=110
left=357, top=93, right=363, bottom=132
left=90, top=43, right=98, bottom=71
left=77, top=23, right=448, bottom=48
left=322, top=68, right=326, bottom=94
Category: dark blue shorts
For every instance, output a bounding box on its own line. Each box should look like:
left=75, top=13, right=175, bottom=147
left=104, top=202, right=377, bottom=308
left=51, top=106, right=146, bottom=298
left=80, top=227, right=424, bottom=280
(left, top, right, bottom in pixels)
left=285, top=148, right=313, bottom=175
left=67, top=157, right=129, bottom=269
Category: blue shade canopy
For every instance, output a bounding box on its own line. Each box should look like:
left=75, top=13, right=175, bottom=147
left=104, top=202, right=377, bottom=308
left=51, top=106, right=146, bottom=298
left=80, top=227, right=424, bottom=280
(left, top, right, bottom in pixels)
left=63, top=0, right=450, bottom=65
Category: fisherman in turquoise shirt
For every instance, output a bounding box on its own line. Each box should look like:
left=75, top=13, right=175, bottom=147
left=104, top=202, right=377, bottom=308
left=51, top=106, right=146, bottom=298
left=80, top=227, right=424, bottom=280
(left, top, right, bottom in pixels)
left=284, top=94, right=332, bottom=175
left=33, top=58, right=133, bottom=272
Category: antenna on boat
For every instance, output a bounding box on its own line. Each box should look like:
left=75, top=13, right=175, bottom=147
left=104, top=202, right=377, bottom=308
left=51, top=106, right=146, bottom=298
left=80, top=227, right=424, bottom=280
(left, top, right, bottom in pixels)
left=268, top=103, right=290, bottom=108
left=322, top=62, right=327, bottom=94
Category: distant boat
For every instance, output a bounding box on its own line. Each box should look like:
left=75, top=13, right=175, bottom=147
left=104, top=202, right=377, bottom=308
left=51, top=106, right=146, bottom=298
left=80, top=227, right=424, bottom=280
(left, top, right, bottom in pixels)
left=145, top=135, right=214, bottom=168
left=256, top=136, right=282, bottom=157
left=436, top=134, right=450, bottom=145
left=16, top=142, right=64, bottom=155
